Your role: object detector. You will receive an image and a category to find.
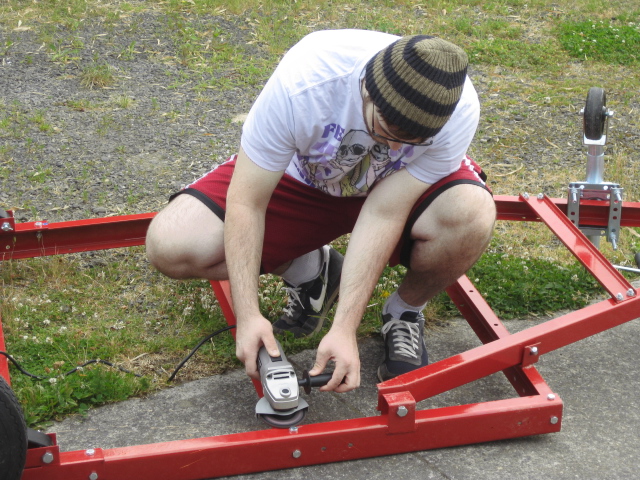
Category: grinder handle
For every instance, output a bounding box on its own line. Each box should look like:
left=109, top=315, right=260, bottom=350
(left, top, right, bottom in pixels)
left=299, top=370, right=336, bottom=394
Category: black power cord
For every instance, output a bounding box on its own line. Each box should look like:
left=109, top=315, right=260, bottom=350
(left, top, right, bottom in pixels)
left=0, top=324, right=236, bottom=383
left=0, top=351, right=142, bottom=379
left=167, top=325, right=235, bottom=382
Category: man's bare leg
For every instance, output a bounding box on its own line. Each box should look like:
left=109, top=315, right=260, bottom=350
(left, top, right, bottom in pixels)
left=146, top=194, right=227, bottom=280
left=378, top=184, right=495, bottom=381
left=399, top=183, right=496, bottom=305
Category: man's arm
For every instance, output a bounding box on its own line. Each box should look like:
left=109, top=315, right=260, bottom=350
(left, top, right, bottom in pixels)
left=225, top=147, right=285, bottom=378
left=309, top=168, right=432, bottom=392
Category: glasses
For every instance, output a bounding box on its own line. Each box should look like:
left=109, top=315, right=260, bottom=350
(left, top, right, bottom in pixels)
left=369, top=105, right=434, bottom=147
left=361, top=80, right=433, bottom=147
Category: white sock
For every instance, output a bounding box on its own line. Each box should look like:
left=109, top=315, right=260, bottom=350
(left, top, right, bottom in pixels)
left=281, top=248, right=323, bottom=287
left=383, top=290, right=427, bottom=320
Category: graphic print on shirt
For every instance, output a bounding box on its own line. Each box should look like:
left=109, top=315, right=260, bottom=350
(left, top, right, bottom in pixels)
left=296, top=128, right=414, bottom=197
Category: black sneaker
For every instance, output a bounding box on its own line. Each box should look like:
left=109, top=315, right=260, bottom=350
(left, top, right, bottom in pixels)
left=272, top=245, right=343, bottom=338
left=377, top=310, right=429, bottom=382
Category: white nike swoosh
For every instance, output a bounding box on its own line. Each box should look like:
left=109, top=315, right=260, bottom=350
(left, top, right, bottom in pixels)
left=309, top=277, right=327, bottom=312
left=309, top=249, right=329, bottom=312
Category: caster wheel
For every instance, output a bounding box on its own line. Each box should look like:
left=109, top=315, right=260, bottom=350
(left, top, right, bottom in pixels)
left=583, top=87, right=607, bottom=140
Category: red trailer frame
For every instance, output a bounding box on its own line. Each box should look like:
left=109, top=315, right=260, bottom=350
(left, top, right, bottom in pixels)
left=1, top=194, right=639, bottom=480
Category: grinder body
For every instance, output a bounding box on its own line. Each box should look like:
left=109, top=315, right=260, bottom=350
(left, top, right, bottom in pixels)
left=257, top=341, right=301, bottom=411
left=255, top=340, right=308, bottom=428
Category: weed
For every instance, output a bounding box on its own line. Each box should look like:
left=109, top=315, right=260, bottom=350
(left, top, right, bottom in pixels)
left=96, top=114, right=114, bottom=136
left=80, top=62, right=116, bottom=89
left=27, top=166, right=53, bottom=184
left=61, top=99, right=96, bottom=112
left=30, top=111, right=52, bottom=133
left=113, top=94, right=134, bottom=109
left=119, top=41, right=138, bottom=60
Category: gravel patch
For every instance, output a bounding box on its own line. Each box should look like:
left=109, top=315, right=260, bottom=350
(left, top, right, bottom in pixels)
left=1, top=9, right=639, bottom=226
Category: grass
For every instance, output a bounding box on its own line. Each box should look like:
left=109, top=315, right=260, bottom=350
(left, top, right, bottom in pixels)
left=1, top=0, right=640, bottom=428
left=558, top=17, right=640, bottom=65
left=80, top=62, right=116, bottom=89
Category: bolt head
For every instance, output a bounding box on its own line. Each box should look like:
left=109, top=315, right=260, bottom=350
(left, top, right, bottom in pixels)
left=85, top=449, right=96, bottom=456
left=1, top=222, right=13, bottom=232
left=89, top=473, right=99, bottom=480
left=396, top=405, right=409, bottom=417
left=627, top=289, right=636, bottom=297
left=547, top=393, right=556, bottom=401
left=292, top=449, right=302, bottom=459
left=616, top=293, right=624, bottom=301
left=530, top=346, right=539, bottom=355
left=550, top=416, right=559, bottom=425
left=42, top=452, right=55, bottom=464
left=537, top=193, right=544, bottom=199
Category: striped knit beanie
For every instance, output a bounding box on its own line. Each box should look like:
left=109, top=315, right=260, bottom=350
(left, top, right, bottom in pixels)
left=364, top=35, right=468, bottom=139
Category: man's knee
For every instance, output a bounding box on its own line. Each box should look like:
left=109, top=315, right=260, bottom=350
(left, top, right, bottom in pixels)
left=408, top=185, right=495, bottom=272
left=145, top=194, right=225, bottom=279
left=413, top=185, right=495, bottom=241
left=145, top=207, right=185, bottom=278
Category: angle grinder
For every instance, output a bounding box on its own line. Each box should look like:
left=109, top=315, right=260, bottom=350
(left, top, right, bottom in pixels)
left=255, top=340, right=333, bottom=428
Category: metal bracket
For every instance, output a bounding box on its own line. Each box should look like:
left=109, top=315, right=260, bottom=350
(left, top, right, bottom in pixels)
left=380, top=392, right=417, bottom=434
left=0, top=208, right=15, bottom=234
left=567, top=182, right=623, bottom=249
left=522, top=343, right=541, bottom=367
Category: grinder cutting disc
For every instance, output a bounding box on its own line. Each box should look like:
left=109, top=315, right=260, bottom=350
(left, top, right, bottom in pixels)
left=258, top=409, right=307, bottom=428
left=255, top=396, right=309, bottom=429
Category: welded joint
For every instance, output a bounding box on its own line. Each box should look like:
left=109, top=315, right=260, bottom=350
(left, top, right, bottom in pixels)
left=380, top=391, right=416, bottom=434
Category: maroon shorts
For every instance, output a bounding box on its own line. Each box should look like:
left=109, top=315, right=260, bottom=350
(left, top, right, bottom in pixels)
left=171, top=156, right=491, bottom=273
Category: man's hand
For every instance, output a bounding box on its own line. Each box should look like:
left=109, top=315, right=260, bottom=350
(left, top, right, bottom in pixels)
left=308, top=325, right=360, bottom=393
left=235, top=315, right=280, bottom=380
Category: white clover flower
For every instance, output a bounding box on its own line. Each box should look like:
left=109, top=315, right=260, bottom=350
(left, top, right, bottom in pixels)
left=49, top=377, right=57, bottom=384
left=45, top=337, right=53, bottom=344
left=43, top=319, right=51, bottom=326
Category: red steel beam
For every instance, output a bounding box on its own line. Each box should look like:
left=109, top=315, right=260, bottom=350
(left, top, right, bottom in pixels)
left=1, top=213, right=155, bottom=260
left=22, top=394, right=561, bottom=480
left=446, top=276, right=549, bottom=398
left=494, top=195, right=640, bottom=226
left=2, top=197, right=640, bottom=262
left=521, top=194, right=633, bottom=298
left=377, top=294, right=639, bottom=404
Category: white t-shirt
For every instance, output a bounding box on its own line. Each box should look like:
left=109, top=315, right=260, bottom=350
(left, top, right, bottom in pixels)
left=241, top=29, right=480, bottom=197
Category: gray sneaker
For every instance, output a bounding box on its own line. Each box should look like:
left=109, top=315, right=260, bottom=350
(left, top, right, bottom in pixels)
left=377, top=310, right=429, bottom=382
left=272, top=245, right=343, bottom=338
